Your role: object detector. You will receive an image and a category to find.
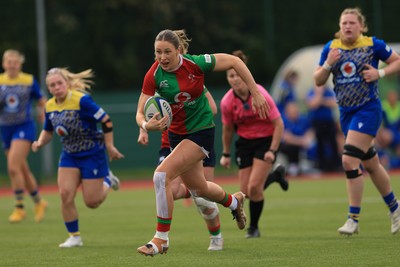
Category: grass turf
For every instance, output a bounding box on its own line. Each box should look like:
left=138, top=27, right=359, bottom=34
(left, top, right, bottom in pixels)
left=0, top=175, right=399, bottom=267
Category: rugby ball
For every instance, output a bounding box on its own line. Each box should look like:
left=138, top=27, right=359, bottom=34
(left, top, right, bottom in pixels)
left=144, top=96, right=173, bottom=128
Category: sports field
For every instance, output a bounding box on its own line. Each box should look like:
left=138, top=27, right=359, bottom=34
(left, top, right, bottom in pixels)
left=0, top=175, right=399, bottom=267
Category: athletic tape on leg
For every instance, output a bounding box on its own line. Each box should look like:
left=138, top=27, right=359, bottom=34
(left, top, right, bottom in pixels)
left=153, top=172, right=169, bottom=218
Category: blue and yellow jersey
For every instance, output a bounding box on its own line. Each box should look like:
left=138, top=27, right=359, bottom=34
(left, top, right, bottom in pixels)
left=0, top=72, right=44, bottom=126
left=319, top=35, right=392, bottom=109
left=44, top=90, right=106, bottom=155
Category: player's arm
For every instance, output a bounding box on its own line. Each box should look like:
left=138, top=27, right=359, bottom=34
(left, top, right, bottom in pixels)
left=32, top=130, right=53, bottom=152
left=136, top=93, right=169, bottom=132
left=213, top=53, right=269, bottom=119
left=101, top=114, right=124, bottom=161
left=136, top=92, right=151, bottom=129
left=314, top=48, right=341, bottom=86
left=265, top=117, right=284, bottom=163
left=363, top=51, right=400, bottom=83
left=36, top=97, right=47, bottom=124
left=220, top=124, right=234, bottom=169
left=137, top=127, right=149, bottom=145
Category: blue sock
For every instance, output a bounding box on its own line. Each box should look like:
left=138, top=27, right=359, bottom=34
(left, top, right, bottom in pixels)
left=383, top=192, right=398, bottom=213
left=14, top=189, right=24, bottom=208
left=65, top=219, right=79, bottom=235
left=30, top=190, right=41, bottom=204
left=348, top=206, right=361, bottom=222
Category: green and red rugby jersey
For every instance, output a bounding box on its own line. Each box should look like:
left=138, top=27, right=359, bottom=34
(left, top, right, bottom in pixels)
left=142, top=54, right=216, bottom=135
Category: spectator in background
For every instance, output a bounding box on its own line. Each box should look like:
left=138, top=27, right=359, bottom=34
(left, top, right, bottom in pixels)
left=280, top=102, right=314, bottom=176
left=306, top=84, right=341, bottom=172
left=0, top=49, right=48, bottom=223
left=376, top=89, right=400, bottom=168
left=275, top=69, right=299, bottom=114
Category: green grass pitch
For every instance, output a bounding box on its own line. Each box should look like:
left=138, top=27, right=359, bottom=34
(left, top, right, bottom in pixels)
left=0, top=175, right=399, bottom=266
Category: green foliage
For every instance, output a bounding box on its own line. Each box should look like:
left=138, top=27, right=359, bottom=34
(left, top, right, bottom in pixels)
left=2, top=1, right=400, bottom=90
left=0, top=176, right=399, bottom=266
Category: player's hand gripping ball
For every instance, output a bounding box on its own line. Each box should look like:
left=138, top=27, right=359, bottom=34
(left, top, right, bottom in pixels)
left=144, top=96, right=173, bottom=129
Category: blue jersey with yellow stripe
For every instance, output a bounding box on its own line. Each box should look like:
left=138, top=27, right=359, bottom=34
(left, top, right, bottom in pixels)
left=0, top=72, right=44, bottom=126
left=44, top=90, right=106, bottom=156
left=319, top=35, right=392, bottom=109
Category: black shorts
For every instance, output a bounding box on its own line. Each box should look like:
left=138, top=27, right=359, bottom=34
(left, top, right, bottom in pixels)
left=162, top=127, right=216, bottom=167
left=235, top=136, right=272, bottom=169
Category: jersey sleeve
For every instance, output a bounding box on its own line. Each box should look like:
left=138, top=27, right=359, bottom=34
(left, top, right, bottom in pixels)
left=80, top=95, right=106, bottom=122
left=373, top=37, right=392, bottom=62
left=318, top=41, right=333, bottom=66
left=43, top=109, right=53, bottom=132
left=190, top=54, right=216, bottom=72
left=31, top=79, right=45, bottom=100
left=142, top=63, right=158, bottom=95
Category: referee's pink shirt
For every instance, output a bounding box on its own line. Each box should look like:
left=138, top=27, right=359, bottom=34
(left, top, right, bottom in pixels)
left=220, top=84, right=281, bottom=139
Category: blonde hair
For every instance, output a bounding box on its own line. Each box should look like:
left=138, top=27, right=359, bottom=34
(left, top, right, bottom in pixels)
left=46, top=68, right=94, bottom=94
left=335, top=7, right=368, bottom=39
left=3, top=49, right=25, bottom=64
left=155, top=29, right=191, bottom=54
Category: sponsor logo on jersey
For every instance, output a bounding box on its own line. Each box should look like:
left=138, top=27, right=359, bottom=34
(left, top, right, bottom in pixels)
left=188, top=74, right=195, bottom=82
left=18, top=131, right=25, bottom=138
left=55, top=125, right=69, bottom=136
left=174, top=92, right=191, bottom=103
left=204, top=54, right=212, bottom=63
left=340, top=62, right=356, bottom=78
left=159, top=80, right=170, bottom=88
left=337, top=61, right=361, bottom=84
left=5, top=94, right=19, bottom=111
left=94, top=108, right=105, bottom=120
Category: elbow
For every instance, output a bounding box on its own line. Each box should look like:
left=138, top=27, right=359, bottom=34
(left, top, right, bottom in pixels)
left=313, top=74, right=324, bottom=87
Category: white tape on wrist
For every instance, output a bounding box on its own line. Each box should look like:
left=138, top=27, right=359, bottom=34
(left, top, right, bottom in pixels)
left=322, top=61, right=332, bottom=71
left=141, top=121, right=148, bottom=132
left=378, top=69, right=386, bottom=78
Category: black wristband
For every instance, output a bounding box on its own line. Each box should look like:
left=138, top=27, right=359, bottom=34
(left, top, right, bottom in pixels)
left=222, top=153, right=231, bottom=157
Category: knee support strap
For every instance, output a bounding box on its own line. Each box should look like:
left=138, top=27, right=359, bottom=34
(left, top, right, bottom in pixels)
left=343, top=144, right=364, bottom=179
left=345, top=169, right=362, bottom=179
left=362, top=147, right=377, bottom=161
left=343, top=144, right=365, bottom=160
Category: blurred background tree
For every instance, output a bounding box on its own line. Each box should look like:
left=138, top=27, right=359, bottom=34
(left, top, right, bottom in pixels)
left=1, top=0, right=399, bottom=91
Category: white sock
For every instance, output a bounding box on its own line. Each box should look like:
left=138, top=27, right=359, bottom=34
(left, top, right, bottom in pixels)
left=229, top=196, right=238, bottom=211
left=155, top=231, right=169, bottom=241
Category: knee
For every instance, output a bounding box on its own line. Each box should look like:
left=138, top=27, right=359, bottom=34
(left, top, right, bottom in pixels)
left=85, top=200, right=101, bottom=209
left=59, top=188, right=74, bottom=203
left=153, top=171, right=168, bottom=187
left=247, top=184, right=260, bottom=199
left=342, top=144, right=364, bottom=169
left=7, top=164, right=20, bottom=177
